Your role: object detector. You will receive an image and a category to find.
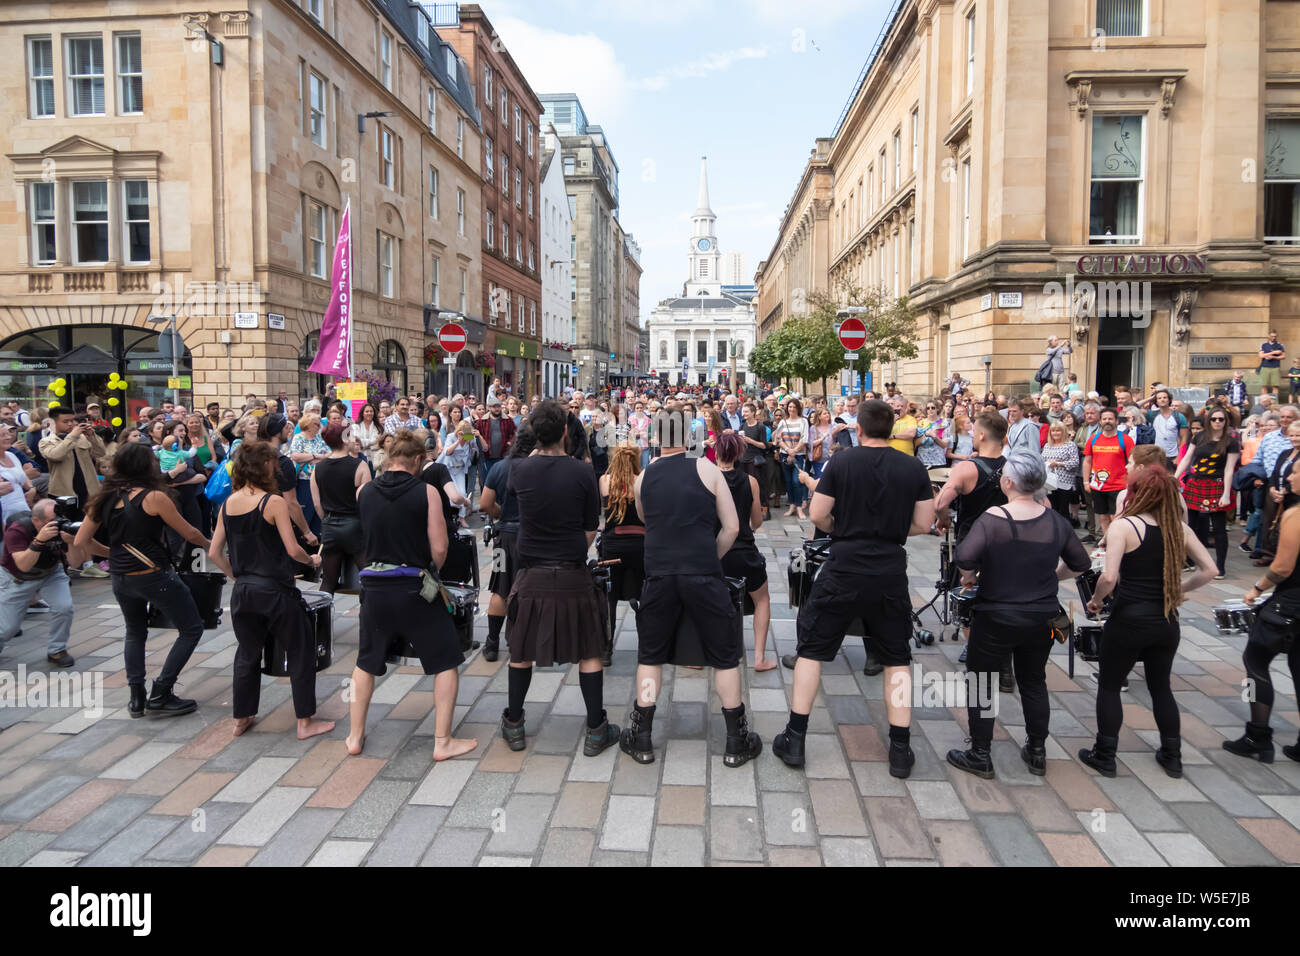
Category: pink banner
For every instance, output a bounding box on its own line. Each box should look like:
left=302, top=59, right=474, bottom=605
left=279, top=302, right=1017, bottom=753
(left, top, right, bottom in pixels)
left=308, top=200, right=352, bottom=378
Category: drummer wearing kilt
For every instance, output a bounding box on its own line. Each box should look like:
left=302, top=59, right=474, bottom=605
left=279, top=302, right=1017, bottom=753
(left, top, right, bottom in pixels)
left=1231, top=462, right=1300, bottom=764
left=1077, top=468, right=1217, bottom=778
left=207, top=441, right=335, bottom=740
left=478, top=424, right=537, bottom=662
left=346, top=430, right=477, bottom=761
left=310, top=422, right=372, bottom=594
left=715, top=432, right=775, bottom=672
left=598, top=444, right=645, bottom=668
left=502, top=401, right=619, bottom=757
left=621, top=405, right=761, bottom=768
left=772, top=399, right=934, bottom=776
left=1174, top=409, right=1240, bottom=579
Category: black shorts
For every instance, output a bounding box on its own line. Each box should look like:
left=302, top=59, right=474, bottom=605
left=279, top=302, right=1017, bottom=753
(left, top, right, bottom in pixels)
left=1091, top=489, right=1120, bottom=515
left=357, top=577, right=464, bottom=677
left=721, top=544, right=767, bottom=594
left=636, top=573, right=742, bottom=669
left=796, top=567, right=913, bottom=667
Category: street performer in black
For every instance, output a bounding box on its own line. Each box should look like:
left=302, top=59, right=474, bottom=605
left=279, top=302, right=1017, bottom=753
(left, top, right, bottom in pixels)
left=502, top=401, right=618, bottom=757
left=933, top=410, right=1009, bottom=677
left=773, top=399, right=935, bottom=777
left=479, top=424, right=537, bottom=661
left=621, top=403, right=761, bottom=768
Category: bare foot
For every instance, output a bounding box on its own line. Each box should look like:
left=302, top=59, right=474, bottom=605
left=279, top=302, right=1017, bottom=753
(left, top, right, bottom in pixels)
left=754, top=658, right=778, bottom=672
left=297, top=717, right=335, bottom=740
left=233, top=716, right=256, bottom=736
left=433, top=736, right=479, bottom=761
left=345, top=732, right=365, bottom=755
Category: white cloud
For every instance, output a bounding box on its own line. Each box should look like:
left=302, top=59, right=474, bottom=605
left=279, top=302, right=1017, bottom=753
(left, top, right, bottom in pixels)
left=743, top=0, right=882, bottom=26
left=491, top=16, right=631, bottom=122
left=632, top=46, right=769, bottom=92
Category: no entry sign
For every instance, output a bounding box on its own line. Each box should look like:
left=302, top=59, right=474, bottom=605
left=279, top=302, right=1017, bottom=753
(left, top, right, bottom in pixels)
left=837, top=317, right=867, bottom=351
left=437, top=323, right=467, bottom=353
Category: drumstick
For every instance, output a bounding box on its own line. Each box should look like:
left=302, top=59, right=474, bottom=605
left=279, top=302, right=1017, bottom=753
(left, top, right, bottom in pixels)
left=594, top=558, right=623, bottom=567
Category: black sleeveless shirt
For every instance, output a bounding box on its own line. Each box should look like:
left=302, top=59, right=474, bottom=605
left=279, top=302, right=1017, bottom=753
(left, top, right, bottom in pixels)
left=641, top=453, right=721, bottom=576
left=1274, top=506, right=1300, bottom=601
left=106, top=490, right=170, bottom=574
left=315, top=455, right=363, bottom=516
left=722, top=468, right=754, bottom=546
left=1113, top=517, right=1168, bottom=613
left=223, top=493, right=295, bottom=586
left=359, top=471, right=431, bottom=568
left=956, top=455, right=1007, bottom=541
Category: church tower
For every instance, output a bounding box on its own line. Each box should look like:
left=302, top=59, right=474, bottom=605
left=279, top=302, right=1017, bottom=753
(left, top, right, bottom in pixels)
left=685, top=156, right=721, bottom=296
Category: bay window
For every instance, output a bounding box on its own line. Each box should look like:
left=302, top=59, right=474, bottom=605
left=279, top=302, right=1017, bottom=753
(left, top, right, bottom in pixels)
left=124, top=180, right=149, bottom=263
left=73, top=181, right=109, bottom=263
left=31, top=183, right=56, bottom=264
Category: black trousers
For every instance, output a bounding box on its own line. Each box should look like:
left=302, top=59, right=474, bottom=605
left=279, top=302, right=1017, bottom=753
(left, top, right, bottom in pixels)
left=1243, top=596, right=1300, bottom=726
left=966, top=609, right=1054, bottom=747
left=1187, top=510, right=1227, bottom=574
left=319, top=513, right=366, bottom=594
left=231, top=580, right=318, bottom=719
left=1097, top=608, right=1180, bottom=738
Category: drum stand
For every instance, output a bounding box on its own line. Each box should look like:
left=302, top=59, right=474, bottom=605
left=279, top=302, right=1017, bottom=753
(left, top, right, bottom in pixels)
left=913, top=521, right=957, bottom=644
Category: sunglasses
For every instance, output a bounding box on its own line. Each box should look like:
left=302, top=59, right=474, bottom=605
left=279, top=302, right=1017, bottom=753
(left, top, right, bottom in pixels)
left=1210, top=417, right=1226, bottom=423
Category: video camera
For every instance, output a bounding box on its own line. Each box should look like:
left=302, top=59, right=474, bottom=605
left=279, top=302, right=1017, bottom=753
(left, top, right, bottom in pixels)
left=52, top=495, right=83, bottom=536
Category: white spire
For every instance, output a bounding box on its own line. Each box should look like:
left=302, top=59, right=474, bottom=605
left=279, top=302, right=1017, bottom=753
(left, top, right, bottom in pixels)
left=694, top=155, right=713, bottom=217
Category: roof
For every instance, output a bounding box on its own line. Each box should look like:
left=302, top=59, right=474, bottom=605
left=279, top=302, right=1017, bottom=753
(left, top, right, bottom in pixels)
left=660, top=292, right=754, bottom=310
left=377, top=0, right=481, bottom=128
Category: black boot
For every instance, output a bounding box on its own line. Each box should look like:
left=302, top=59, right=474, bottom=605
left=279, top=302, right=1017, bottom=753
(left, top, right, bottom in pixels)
left=888, top=726, right=914, bottom=779
left=501, top=708, right=526, bottom=752
left=583, top=711, right=620, bottom=757
left=483, top=615, right=504, bottom=662
left=772, top=726, right=806, bottom=767
left=722, top=704, right=762, bottom=768
left=1222, top=722, right=1274, bottom=763
left=947, top=742, right=995, bottom=779
left=1155, top=735, right=1183, bottom=778
left=999, top=658, right=1016, bottom=694
left=1021, top=736, right=1047, bottom=776
left=862, top=647, right=884, bottom=677
left=1283, top=734, right=1300, bottom=763
left=128, top=682, right=147, bottom=720
left=619, top=704, right=655, bottom=764
left=780, top=654, right=797, bottom=670
left=482, top=640, right=499, bottom=663
left=146, top=681, right=196, bottom=718
left=1078, top=734, right=1118, bottom=777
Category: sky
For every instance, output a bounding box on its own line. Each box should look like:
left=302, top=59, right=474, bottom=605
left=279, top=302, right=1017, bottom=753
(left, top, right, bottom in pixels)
left=485, top=0, right=898, bottom=322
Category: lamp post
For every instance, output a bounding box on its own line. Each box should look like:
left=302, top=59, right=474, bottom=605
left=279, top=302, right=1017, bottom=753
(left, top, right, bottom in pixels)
left=982, top=354, right=993, bottom=397
left=147, top=313, right=179, bottom=407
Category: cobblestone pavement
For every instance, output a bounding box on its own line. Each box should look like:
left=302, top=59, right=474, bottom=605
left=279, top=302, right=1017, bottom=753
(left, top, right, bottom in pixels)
left=1, top=515, right=1297, bottom=867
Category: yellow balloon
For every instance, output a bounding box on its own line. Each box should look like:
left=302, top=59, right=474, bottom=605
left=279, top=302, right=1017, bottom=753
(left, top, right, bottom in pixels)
left=54, top=378, right=65, bottom=387
left=108, top=372, right=120, bottom=382
left=118, top=380, right=129, bottom=390
left=107, top=397, right=119, bottom=406
left=111, top=417, right=122, bottom=427
left=53, top=386, right=65, bottom=397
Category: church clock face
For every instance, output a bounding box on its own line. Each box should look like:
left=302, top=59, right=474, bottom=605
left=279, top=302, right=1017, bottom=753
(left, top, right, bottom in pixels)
left=696, top=238, right=712, bottom=252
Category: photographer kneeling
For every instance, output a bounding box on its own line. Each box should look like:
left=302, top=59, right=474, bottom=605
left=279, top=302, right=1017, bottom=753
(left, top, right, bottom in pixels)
left=0, top=499, right=77, bottom=667
left=947, top=450, right=1091, bottom=779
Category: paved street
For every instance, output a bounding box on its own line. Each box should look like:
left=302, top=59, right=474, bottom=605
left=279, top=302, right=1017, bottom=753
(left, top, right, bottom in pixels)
left=1, top=515, right=1298, bottom=868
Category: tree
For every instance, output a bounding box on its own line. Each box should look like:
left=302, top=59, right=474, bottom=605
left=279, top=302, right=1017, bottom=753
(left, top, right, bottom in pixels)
left=747, top=329, right=792, bottom=389
left=784, top=307, right=849, bottom=400
left=815, top=282, right=920, bottom=391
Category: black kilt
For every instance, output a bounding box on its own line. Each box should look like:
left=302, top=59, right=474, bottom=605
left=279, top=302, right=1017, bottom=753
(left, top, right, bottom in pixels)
left=488, top=528, right=519, bottom=599
left=507, top=564, right=607, bottom=666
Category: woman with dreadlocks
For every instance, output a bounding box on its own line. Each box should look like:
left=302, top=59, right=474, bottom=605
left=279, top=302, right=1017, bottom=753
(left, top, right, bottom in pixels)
left=1079, top=467, right=1217, bottom=779
left=597, top=444, right=645, bottom=668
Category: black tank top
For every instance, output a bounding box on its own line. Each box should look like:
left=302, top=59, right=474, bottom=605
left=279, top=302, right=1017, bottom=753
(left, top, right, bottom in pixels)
left=1274, top=506, right=1300, bottom=599
left=604, top=488, right=644, bottom=532
left=641, top=453, right=721, bottom=576
left=957, top=455, right=1007, bottom=540
left=1113, top=517, right=1167, bottom=612
left=106, top=490, right=170, bottom=574
left=722, top=468, right=754, bottom=546
left=359, top=471, right=431, bottom=568
left=223, top=493, right=295, bottom=585
left=315, top=455, right=363, bottom=516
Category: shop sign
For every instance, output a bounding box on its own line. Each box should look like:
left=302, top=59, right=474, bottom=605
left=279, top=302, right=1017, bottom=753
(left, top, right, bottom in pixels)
left=1075, top=253, right=1208, bottom=276
left=167, top=376, right=193, bottom=389
left=1189, top=354, right=1231, bottom=370
left=8, top=359, right=53, bottom=371
left=136, top=360, right=174, bottom=371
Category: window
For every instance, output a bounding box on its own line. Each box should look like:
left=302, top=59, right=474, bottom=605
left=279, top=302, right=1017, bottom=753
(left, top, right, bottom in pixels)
left=501, top=152, right=508, bottom=194
left=307, top=0, right=323, bottom=23
left=124, top=180, right=149, bottom=263
left=28, top=37, right=54, bottom=117
left=500, top=90, right=507, bottom=123
left=456, top=117, right=464, bottom=157
left=428, top=167, right=439, bottom=219
left=514, top=104, right=521, bottom=142
left=528, top=241, right=534, bottom=270
left=379, top=233, right=395, bottom=297
left=965, top=8, right=976, bottom=98
left=515, top=168, right=522, bottom=205
left=567, top=195, right=577, bottom=218
left=459, top=268, right=467, bottom=312
left=961, top=158, right=972, bottom=258
left=457, top=189, right=465, bottom=235
left=1265, top=119, right=1300, bottom=243
left=527, top=122, right=534, bottom=157
left=73, top=181, right=108, bottom=263
left=564, top=156, right=576, bottom=176
left=717, top=340, right=727, bottom=361
left=380, top=128, right=394, bottom=188
left=66, top=36, right=105, bottom=116
left=677, top=340, right=688, bottom=361
left=518, top=301, right=524, bottom=331
left=1097, top=0, right=1144, bottom=37
left=309, top=72, right=327, bottom=147
left=910, top=216, right=918, bottom=282
left=570, top=233, right=576, bottom=258
left=515, top=232, right=522, bottom=263
left=866, top=166, right=873, bottom=215
left=375, top=340, right=406, bottom=393
left=426, top=87, right=436, bottom=134
left=380, top=30, right=393, bottom=90
left=116, top=33, right=142, bottom=114
left=529, top=301, right=536, bottom=335
left=307, top=200, right=327, bottom=277
left=445, top=49, right=458, bottom=86
left=485, top=137, right=494, bottom=179
left=484, top=65, right=492, bottom=101
left=893, top=131, right=901, bottom=188
left=880, top=149, right=887, bottom=203
left=486, top=210, right=494, bottom=245
left=1089, top=114, right=1143, bottom=244
left=659, top=341, right=668, bottom=361
left=416, top=15, right=430, bottom=49
left=700, top=258, right=709, bottom=278
left=431, top=255, right=440, bottom=307
left=31, top=182, right=56, bottom=264
left=501, top=224, right=508, bottom=256
left=571, top=276, right=576, bottom=302
left=528, top=182, right=534, bottom=217
left=912, top=107, right=919, bottom=174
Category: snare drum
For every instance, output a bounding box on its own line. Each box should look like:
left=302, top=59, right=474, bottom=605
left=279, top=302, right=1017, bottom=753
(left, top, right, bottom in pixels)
left=950, top=586, right=978, bottom=628
left=1212, top=602, right=1256, bottom=634
left=385, top=583, right=479, bottom=662
left=262, top=589, right=333, bottom=677
left=1073, top=622, right=1104, bottom=661
left=1075, top=568, right=1113, bottom=620
left=441, top=529, right=480, bottom=589
left=785, top=538, right=865, bottom=636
